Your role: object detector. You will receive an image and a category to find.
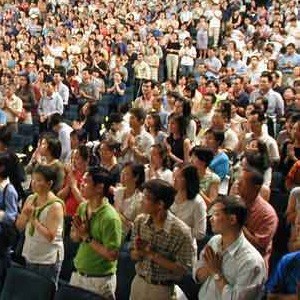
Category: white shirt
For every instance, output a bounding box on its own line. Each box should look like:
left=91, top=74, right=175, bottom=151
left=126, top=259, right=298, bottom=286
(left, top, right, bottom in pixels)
left=195, top=233, right=266, bottom=300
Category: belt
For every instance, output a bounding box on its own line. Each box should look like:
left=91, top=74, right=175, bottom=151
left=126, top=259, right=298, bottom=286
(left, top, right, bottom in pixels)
left=139, top=275, right=174, bottom=286
left=78, top=271, right=113, bottom=278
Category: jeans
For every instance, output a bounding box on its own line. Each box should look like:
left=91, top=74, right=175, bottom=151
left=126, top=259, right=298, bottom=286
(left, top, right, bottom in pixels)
left=26, top=260, right=62, bottom=287
left=180, top=65, right=194, bottom=77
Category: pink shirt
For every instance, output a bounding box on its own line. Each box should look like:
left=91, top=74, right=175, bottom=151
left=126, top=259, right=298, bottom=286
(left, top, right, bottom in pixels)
left=246, top=195, right=278, bottom=272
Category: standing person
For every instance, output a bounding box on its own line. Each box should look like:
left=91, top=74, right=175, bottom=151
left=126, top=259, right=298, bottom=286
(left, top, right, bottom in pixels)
left=15, top=74, right=35, bottom=124
left=53, top=69, right=70, bottom=109
left=0, top=154, right=18, bottom=289
left=133, top=53, right=151, bottom=99
left=1, top=84, right=23, bottom=133
left=237, top=166, right=278, bottom=271
left=107, top=71, right=126, bottom=114
left=166, top=33, right=181, bottom=80
left=70, top=168, right=122, bottom=299
left=130, top=179, right=194, bottom=300
left=179, top=37, right=197, bottom=77
left=16, top=165, right=64, bottom=285
left=194, top=195, right=266, bottom=299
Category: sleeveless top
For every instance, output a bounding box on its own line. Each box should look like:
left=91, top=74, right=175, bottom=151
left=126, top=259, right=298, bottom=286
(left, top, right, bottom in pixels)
left=22, top=194, right=64, bottom=264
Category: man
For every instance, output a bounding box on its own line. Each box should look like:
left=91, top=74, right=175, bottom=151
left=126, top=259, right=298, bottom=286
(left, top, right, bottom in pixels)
left=204, top=47, right=222, bottom=80
left=195, top=195, right=266, bottom=299
left=38, top=80, right=64, bottom=132
left=53, top=69, right=70, bottom=108
left=247, top=55, right=263, bottom=86
left=211, top=109, right=239, bottom=152
left=130, top=179, right=194, bottom=300
left=250, top=72, right=284, bottom=117
left=133, top=53, right=151, bottom=99
left=1, top=84, right=23, bottom=133
left=70, top=168, right=122, bottom=299
left=227, top=51, right=247, bottom=76
left=237, top=166, right=278, bottom=271
left=133, top=80, right=155, bottom=113
left=278, top=43, right=300, bottom=76
left=49, top=113, right=73, bottom=163
left=232, top=76, right=250, bottom=108
left=92, top=51, right=109, bottom=80
left=121, top=108, right=154, bottom=164
left=246, top=110, right=280, bottom=164
left=78, top=68, right=100, bottom=104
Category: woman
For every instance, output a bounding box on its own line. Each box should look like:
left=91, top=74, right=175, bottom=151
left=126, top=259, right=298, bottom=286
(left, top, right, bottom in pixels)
left=173, top=96, right=197, bottom=143
left=179, top=37, right=197, bottom=77
left=165, top=113, right=191, bottom=168
left=171, top=164, right=207, bottom=254
left=73, top=102, right=100, bottom=142
left=97, top=140, right=122, bottom=186
left=26, top=133, right=65, bottom=194
left=15, top=74, right=35, bottom=124
left=190, top=146, right=220, bottom=206
left=16, top=165, right=64, bottom=285
left=166, top=32, right=180, bottom=80
left=145, top=112, right=167, bottom=144
left=113, top=162, right=145, bottom=236
left=145, top=46, right=159, bottom=82
left=145, top=143, right=173, bottom=184
left=204, top=129, right=229, bottom=181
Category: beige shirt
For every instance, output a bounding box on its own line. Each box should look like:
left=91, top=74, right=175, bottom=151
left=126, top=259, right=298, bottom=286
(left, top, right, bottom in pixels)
left=2, top=94, right=23, bottom=123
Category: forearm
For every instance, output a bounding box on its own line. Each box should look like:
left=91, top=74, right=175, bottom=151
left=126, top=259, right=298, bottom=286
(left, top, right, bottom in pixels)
left=34, top=219, right=56, bottom=242
left=16, top=213, right=29, bottom=231
left=89, top=239, right=119, bottom=261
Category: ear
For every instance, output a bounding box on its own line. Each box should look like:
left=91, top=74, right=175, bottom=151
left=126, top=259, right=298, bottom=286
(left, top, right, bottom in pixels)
left=229, top=214, right=237, bottom=226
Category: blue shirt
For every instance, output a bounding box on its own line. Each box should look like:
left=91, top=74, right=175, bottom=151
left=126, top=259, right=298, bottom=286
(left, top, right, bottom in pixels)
left=0, top=181, right=18, bottom=235
left=209, top=152, right=229, bottom=181
left=266, top=251, right=300, bottom=295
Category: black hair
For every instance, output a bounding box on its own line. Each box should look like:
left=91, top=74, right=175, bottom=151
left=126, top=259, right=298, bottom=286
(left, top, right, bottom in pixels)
left=0, top=154, right=10, bottom=178
left=168, top=113, right=186, bottom=137
left=130, top=107, right=146, bottom=122
left=151, top=143, right=170, bottom=170
left=42, top=133, right=62, bottom=159
left=142, top=179, right=177, bottom=209
left=250, top=109, right=266, bottom=123
left=123, top=162, right=145, bottom=190
left=205, top=129, right=225, bottom=147
left=70, top=129, right=88, bottom=143
left=77, top=144, right=90, bottom=162
left=244, top=166, right=264, bottom=187
left=32, top=164, right=57, bottom=188
left=48, top=113, right=63, bottom=128
left=190, top=146, right=214, bottom=167
left=87, top=166, right=112, bottom=197
left=181, top=164, right=200, bottom=200
left=0, top=126, right=12, bottom=147
left=211, top=195, right=248, bottom=229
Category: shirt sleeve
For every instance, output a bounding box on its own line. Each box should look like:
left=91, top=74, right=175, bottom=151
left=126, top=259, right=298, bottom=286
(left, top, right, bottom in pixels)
left=101, top=215, right=122, bottom=251
left=1, top=185, right=18, bottom=224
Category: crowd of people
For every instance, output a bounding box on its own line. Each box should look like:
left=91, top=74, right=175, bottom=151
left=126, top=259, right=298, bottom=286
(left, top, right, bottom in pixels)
left=0, top=0, right=299, bottom=299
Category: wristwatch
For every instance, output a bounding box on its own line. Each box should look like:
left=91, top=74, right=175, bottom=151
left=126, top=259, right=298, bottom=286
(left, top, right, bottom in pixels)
left=213, top=273, right=222, bottom=281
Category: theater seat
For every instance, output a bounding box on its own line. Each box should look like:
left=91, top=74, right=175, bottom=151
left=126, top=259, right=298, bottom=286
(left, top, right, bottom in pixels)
left=54, top=281, right=103, bottom=300
left=0, top=266, right=55, bottom=300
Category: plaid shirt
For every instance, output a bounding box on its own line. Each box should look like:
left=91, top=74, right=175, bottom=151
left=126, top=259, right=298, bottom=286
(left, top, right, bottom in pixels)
left=131, top=211, right=194, bottom=282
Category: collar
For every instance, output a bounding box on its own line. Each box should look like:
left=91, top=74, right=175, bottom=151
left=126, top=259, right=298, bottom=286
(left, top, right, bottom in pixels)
left=0, top=178, right=9, bottom=190
left=144, top=210, right=173, bottom=234
left=218, top=233, right=244, bottom=257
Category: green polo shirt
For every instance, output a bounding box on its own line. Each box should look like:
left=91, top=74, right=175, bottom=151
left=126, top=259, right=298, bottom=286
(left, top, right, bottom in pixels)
left=74, top=198, right=122, bottom=275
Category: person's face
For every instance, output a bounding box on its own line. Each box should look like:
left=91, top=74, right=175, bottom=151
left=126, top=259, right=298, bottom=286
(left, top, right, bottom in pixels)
left=99, top=143, right=113, bottom=161
left=31, top=172, right=52, bottom=194
left=207, top=82, right=217, bottom=94
left=292, top=122, right=300, bottom=140
left=142, top=82, right=152, bottom=94
left=70, top=134, right=79, bottom=149
left=174, top=101, right=183, bottom=114
left=81, top=173, right=101, bottom=199
left=173, top=167, right=186, bottom=191
left=233, top=51, right=241, bottom=61
left=114, top=73, right=121, bottom=82
left=259, top=77, right=271, bottom=91
left=53, top=73, right=61, bottom=83
left=73, top=149, right=86, bottom=169
left=19, top=76, right=27, bottom=87
left=142, top=188, right=160, bottom=215
left=168, top=118, right=178, bottom=134
left=248, top=114, right=262, bottom=133
left=203, top=96, right=213, bottom=110
left=5, top=87, right=13, bottom=98
left=283, top=89, right=295, bottom=102
left=39, top=138, right=48, bottom=156
left=246, top=139, right=258, bottom=152
left=251, top=57, right=258, bottom=66
left=209, top=202, right=232, bottom=234
left=245, top=104, right=254, bottom=118
left=212, top=113, right=224, bottom=128
left=205, top=132, right=217, bottom=149
left=45, top=83, right=54, bottom=96
left=82, top=70, right=90, bottom=81
left=129, top=114, right=141, bottom=129
left=237, top=169, right=251, bottom=199
left=120, top=165, right=134, bottom=186
left=286, top=45, right=295, bottom=56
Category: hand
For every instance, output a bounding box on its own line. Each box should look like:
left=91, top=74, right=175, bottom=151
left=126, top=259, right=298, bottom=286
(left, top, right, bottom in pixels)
left=72, top=215, right=89, bottom=241
left=134, top=235, right=152, bottom=257
left=22, top=202, right=35, bottom=219
left=203, top=245, right=222, bottom=276
left=127, top=134, right=136, bottom=149
left=287, top=144, right=296, bottom=159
